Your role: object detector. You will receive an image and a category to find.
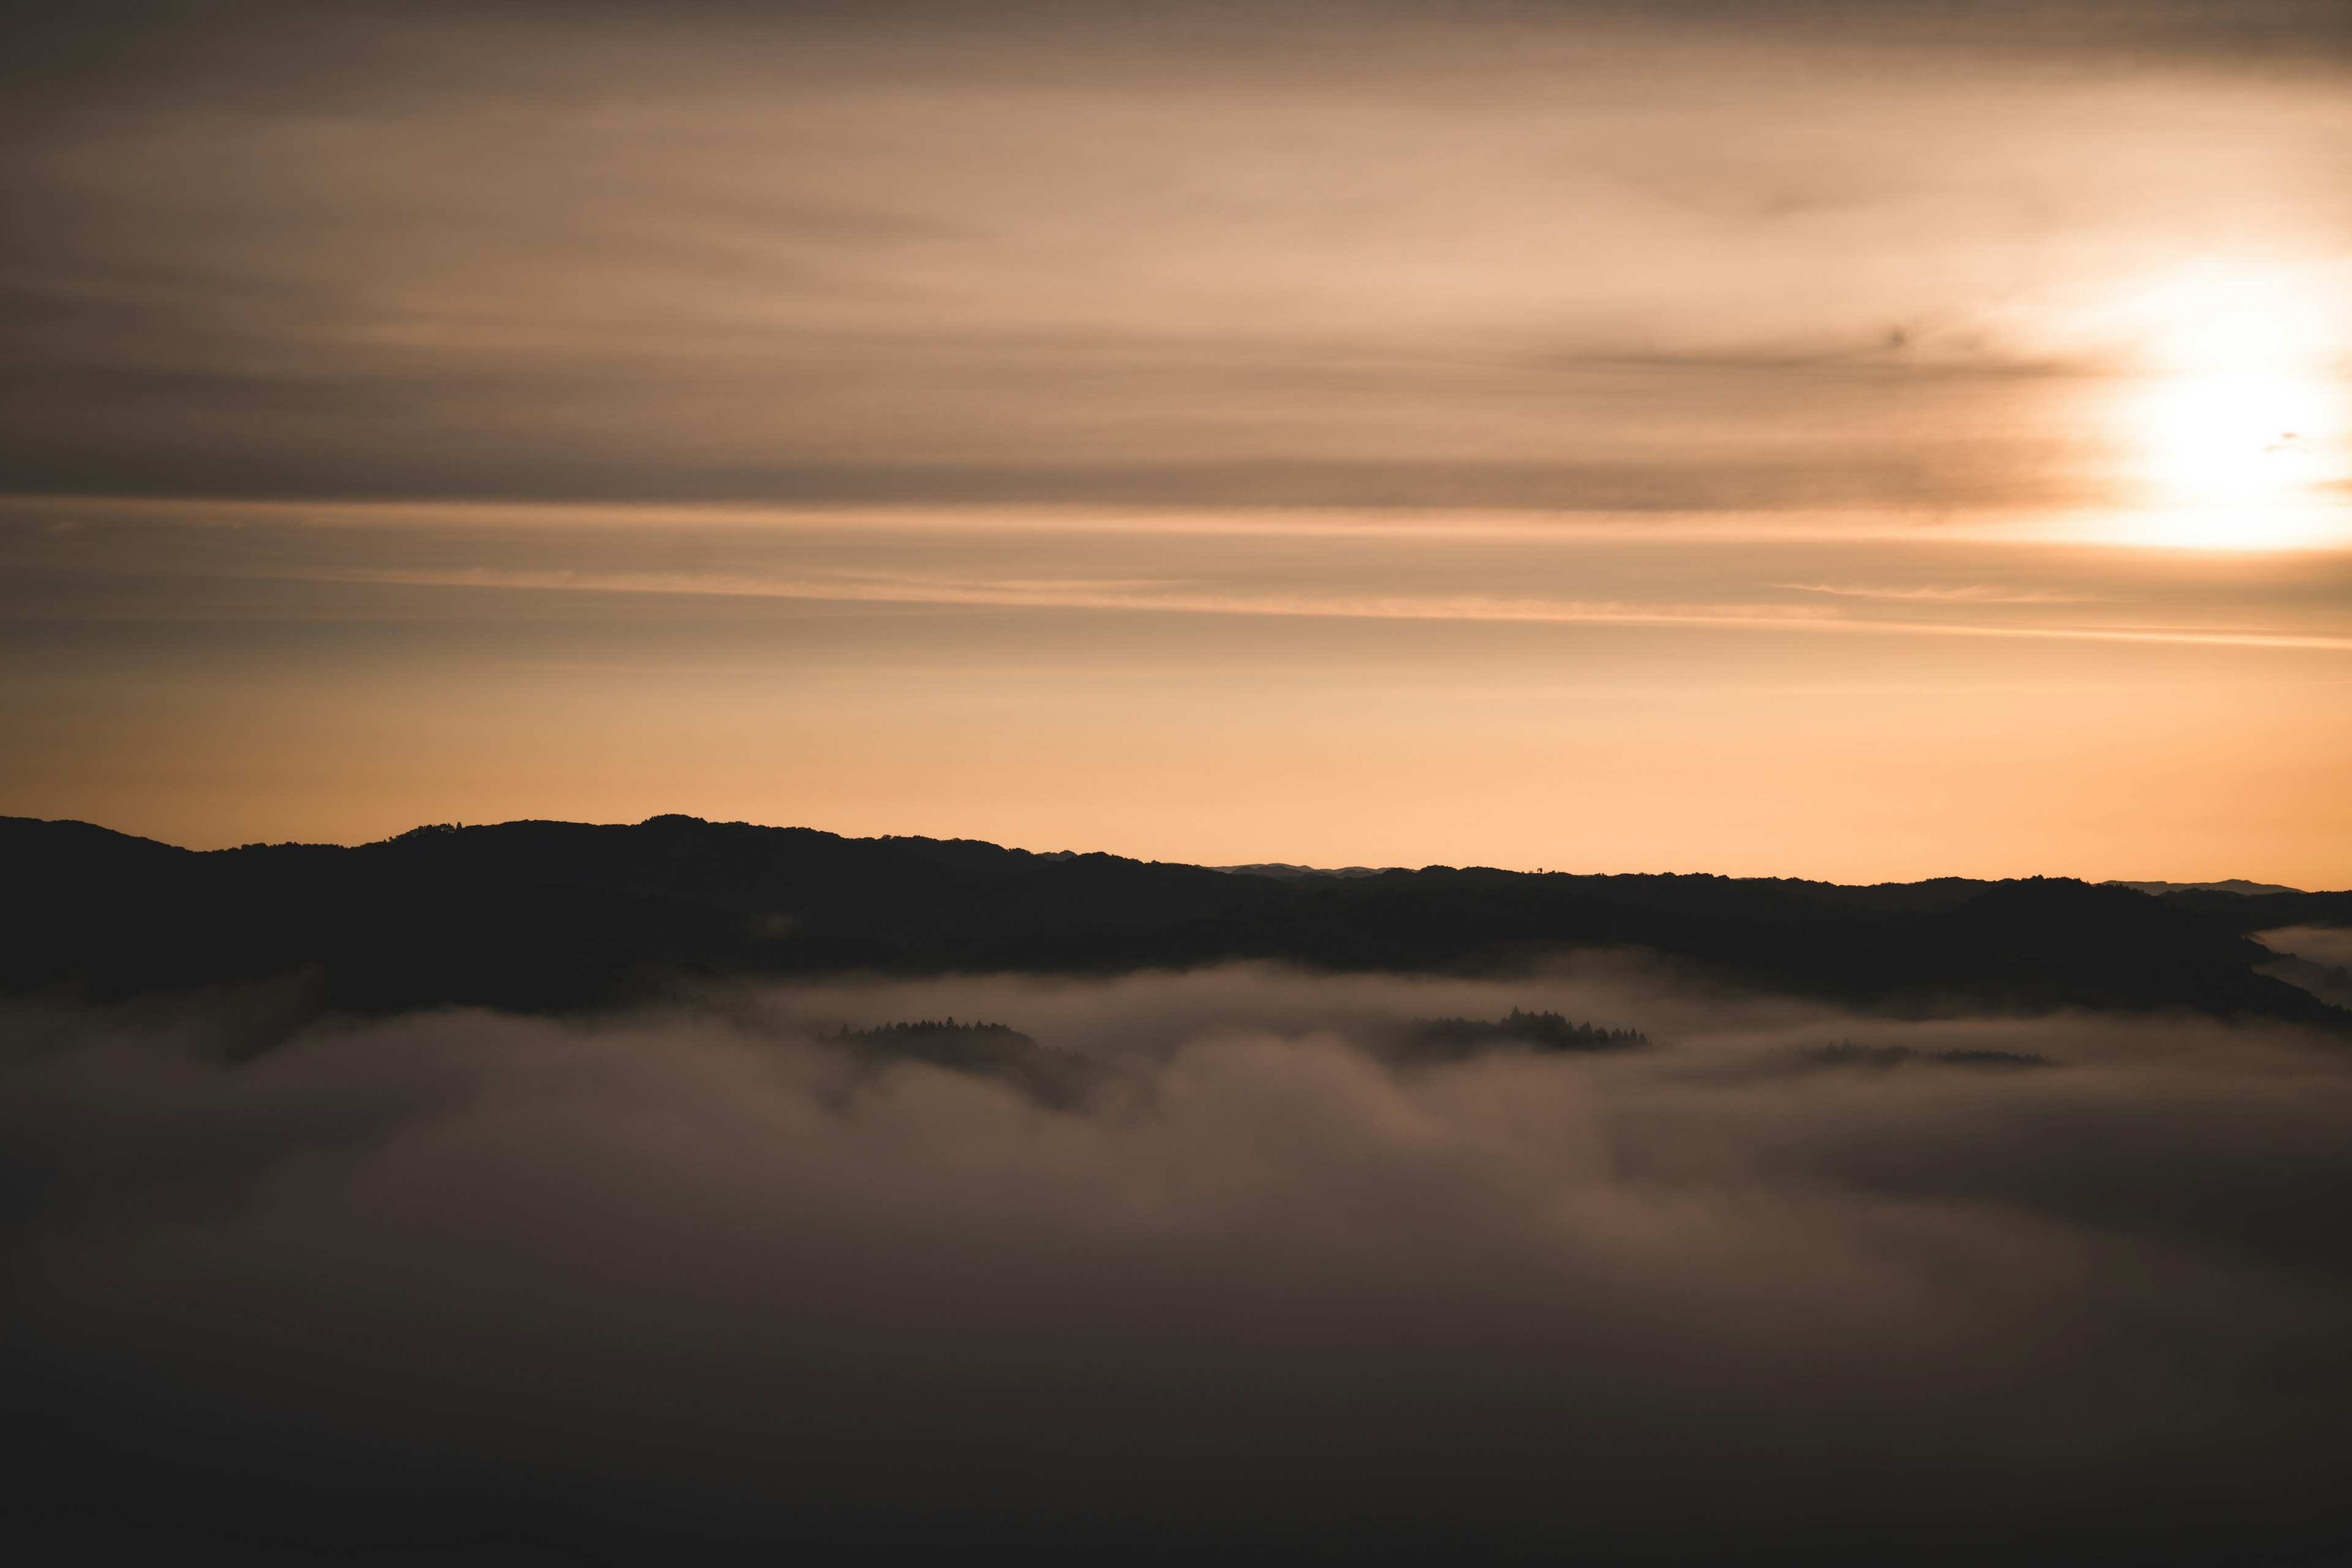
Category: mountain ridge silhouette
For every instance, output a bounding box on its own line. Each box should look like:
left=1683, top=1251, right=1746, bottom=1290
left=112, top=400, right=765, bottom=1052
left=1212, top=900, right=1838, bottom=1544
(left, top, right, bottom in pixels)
left=6, top=813, right=2347, bottom=1027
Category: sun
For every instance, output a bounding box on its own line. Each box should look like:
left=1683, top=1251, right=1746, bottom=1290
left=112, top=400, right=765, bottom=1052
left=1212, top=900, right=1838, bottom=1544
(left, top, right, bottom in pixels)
left=2114, top=266, right=2349, bottom=548
left=2136, top=370, right=2330, bottom=505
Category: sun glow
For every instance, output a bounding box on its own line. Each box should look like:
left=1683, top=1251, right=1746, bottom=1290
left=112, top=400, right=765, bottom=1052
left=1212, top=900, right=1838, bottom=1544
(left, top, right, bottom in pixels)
left=2136, top=371, right=2334, bottom=502
left=2117, top=267, right=2350, bottom=549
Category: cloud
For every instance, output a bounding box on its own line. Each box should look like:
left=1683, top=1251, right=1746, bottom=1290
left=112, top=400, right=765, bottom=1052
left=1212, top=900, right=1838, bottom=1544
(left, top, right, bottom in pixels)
left=1781, top=582, right=2103, bottom=604
left=6, top=0, right=2348, bottom=509
left=2257, top=927, right=2352, bottom=1008
left=4, top=965, right=2350, bottom=1561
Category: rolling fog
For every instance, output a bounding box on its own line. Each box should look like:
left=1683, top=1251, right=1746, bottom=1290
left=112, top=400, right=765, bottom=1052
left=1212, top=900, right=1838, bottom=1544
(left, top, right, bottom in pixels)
left=4, top=960, right=2349, bottom=1562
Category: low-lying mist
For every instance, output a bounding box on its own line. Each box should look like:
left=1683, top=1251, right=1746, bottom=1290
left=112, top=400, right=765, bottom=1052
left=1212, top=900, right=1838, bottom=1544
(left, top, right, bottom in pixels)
left=4, top=960, right=2350, bottom=1564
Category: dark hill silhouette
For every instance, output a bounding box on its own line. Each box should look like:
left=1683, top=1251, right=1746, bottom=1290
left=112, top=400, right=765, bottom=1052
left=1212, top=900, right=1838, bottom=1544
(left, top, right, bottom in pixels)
left=2155, top=885, right=2352, bottom=933
left=1389, top=1009, right=1648, bottom=1064
left=3, top=814, right=2345, bottom=1028
left=369, top=815, right=1289, bottom=946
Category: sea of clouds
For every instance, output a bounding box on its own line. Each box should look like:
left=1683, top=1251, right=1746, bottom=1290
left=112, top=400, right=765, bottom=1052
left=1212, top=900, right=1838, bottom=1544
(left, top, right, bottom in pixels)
left=4, top=959, right=2349, bottom=1563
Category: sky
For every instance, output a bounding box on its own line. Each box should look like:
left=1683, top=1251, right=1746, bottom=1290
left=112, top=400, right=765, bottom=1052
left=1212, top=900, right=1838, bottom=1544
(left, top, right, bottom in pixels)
left=4, top=0, right=2350, bottom=881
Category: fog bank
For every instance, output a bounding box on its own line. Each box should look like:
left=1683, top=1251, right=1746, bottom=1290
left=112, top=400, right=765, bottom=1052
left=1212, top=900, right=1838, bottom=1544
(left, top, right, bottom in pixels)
left=4, top=963, right=2349, bottom=1562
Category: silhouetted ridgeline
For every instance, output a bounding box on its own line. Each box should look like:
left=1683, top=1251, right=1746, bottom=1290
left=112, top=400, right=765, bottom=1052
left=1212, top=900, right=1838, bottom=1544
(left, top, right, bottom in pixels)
left=3, top=814, right=2347, bottom=1025
left=1391, top=1009, right=1648, bottom=1063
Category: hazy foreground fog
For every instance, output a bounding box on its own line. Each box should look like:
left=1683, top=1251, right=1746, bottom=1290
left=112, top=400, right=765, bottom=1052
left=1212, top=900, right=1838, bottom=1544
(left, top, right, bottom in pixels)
left=4, top=960, right=2348, bottom=1562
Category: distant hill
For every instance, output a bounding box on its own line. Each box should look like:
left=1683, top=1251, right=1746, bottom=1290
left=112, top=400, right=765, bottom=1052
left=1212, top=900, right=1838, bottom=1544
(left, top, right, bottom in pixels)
left=1387, top=1009, right=1648, bottom=1063
left=5, top=814, right=2348, bottom=1028
left=1213, top=862, right=1395, bottom=880
left=2105, top=879, right=2305, bottom=897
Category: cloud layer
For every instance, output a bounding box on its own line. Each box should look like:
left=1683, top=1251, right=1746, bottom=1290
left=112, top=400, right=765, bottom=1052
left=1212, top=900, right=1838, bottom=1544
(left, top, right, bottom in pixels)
left=6, top=0, right=2348, bottom=507
left=5, top=964, right=2350, bottom=1561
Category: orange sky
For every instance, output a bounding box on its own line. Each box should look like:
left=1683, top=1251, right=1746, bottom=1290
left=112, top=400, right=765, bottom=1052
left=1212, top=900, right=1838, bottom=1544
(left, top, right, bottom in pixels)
left=2, top=2, right=2348, bottom=882
left=7, top=494, right=2347, bottom=884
